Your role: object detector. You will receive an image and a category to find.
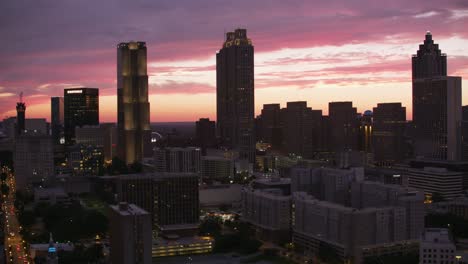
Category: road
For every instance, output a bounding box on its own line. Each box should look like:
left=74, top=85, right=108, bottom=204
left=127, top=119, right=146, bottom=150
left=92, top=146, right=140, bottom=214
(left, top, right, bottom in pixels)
left=2, top=167, right=30, bottom=264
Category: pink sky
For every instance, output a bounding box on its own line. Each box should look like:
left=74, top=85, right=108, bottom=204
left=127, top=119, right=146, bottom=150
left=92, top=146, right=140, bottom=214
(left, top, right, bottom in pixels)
left=0, top=1, right=467, bottom=122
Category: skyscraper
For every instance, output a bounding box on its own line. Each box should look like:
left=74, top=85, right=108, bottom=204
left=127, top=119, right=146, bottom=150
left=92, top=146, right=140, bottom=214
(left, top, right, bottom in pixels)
left=412, top=31, right=447, bottom=79
left=258, top=104, right=283, bottom=149
left=216, top=29, right=255, bottom=163
left=64, top=88, right=99, bottom=144
left=51, top=97, right=64, bottom=145
left=281, top=102, right=319, bottom=158
left=412, top=32, right=462, bottom=161
left=16, top=93, right=26, bottom=135
left=329, top=102, right=359, bottom=152
left=372, top=103, right=406, bottom=165
left=117, top=41, right=151, bottom=164
left=195, top=118, right=216, bottom=153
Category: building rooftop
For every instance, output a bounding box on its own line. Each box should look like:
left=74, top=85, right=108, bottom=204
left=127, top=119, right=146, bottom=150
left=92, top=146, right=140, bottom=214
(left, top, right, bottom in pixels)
left=110, top=202, right=149, bottom=216
left=422, top=228, right=453, bottom=244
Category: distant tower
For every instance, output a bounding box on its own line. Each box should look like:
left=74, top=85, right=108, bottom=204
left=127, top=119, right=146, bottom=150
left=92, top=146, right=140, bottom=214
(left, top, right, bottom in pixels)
left=46, top=233, right=58, bottom=264
left=16, top=92, right=26, bottom=135
left=64, top=88, right=99, bottom=144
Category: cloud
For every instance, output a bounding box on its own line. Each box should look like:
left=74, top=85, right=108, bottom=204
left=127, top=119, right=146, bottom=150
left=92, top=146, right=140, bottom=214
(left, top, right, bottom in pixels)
left=451, top=9, right=468, bottom=20
left=150, top=81, right=215, bottom=94
left=413, top=11, right=439, bottom=18
left=0, top=0, right=467, bottom=121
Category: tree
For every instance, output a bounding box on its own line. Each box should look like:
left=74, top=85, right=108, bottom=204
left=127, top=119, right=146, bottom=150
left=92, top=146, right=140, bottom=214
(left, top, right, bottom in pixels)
left=199, top=216, right=222, bottom=237
left=0, top=150, right=13, bottom=170
left=129, top=161, right=143, bottom=173
left=1, top=183, right=9, bottom=195
left=1, top=172, right=7, bottom=181
left=318, top=243, right=342, bottom=264
left=108, top=157, right=128, bottom=175
left=82, top=210, right=108, bottom=236
left=431, top=192, right=445, bottom=203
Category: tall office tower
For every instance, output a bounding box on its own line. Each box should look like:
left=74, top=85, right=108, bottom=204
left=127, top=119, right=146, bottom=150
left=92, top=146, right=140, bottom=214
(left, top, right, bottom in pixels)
left=51, top=97, right=64, bottom=145
left=413, top=77, right=462, bottom=160
left=14, top=130, right=54, bottom=190
left=412, top=31, right=447, bottom=79
left=412, top=32, right=462, bottom=161
left=64, top=88, right=99, bottom=145
left=16, top=93, right=26, bottom=135
left=216, top=29, right=255, bottom=163
left=329, top=102, right=359, bottom=152
left=109, top=202, right=152, bottom=264
left=117, top=41, right=151, bottom=164
left=372, top=103, right=406, bottom=165
left=153, top=147, right=201, bottom=173
left=461, top=105, right=468, bottom=161
left=195, top=118, right=216, bottom=153
left=258, top=104, right=283, bottom=149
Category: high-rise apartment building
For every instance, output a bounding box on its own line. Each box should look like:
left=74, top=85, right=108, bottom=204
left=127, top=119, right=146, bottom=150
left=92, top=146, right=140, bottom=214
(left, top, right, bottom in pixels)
left=372, top=103, right=406, bottom=165
left=51, top=97, right=64, bottom=145
left=412, top=32, right=462, bottom=161
left=14, top=130, right=54, bottom=190
left=109, top=202, right=152, bottom=264
left=329, top=102, right=359, bottom=152
left=153, top=173, right=199, bottom=235
left=216, top=29, right=255, bottom=163
left=117, top=41, right=151, bottom=164
left=154, top=147, right=201, bottom=173
left=200, top=155, right=234, bottom=182
left=64, top=88, right=99, bottom=144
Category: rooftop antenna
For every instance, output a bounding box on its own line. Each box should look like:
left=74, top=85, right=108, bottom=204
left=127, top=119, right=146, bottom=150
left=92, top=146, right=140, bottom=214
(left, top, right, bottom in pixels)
left=19, top=92, right=23, bottom=103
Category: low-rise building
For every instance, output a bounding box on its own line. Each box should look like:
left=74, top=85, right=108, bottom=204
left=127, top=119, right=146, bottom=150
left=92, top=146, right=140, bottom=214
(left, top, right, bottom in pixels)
left=406, top=167, right=464, bottom=200
left=420, top=228, right=457, bottom=264
left=152, top=236, right=213, bottom=258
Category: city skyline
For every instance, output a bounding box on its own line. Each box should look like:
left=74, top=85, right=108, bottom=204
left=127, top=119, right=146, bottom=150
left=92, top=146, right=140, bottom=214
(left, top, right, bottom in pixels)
left=1, top=1, right=468, bottom=122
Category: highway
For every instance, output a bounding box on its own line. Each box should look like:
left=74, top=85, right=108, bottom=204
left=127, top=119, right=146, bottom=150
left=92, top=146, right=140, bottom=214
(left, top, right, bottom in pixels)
left=2, top=167, right=30, bottom=264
